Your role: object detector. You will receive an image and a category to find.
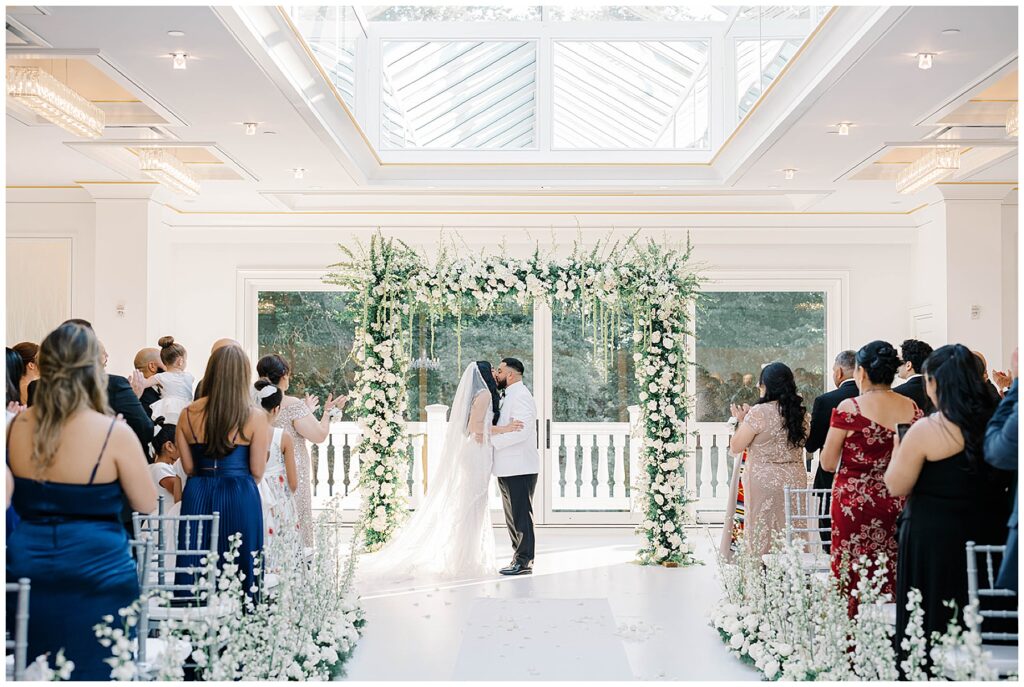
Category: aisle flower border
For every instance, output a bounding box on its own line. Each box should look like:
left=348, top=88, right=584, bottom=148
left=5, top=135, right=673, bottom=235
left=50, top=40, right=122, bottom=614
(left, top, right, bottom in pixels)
left=327, top=232, right=702, bottom=565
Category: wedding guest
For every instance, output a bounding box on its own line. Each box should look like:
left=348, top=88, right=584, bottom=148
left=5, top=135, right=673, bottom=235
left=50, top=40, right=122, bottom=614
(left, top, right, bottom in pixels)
left=140, top=336, right=195, bottom=425
left=727, top=362, right=810, bottom=557
left=256, top=354, right=345, bottom=547
left=13, top=341, right=39, bottom=406
left=804, top=350, right=858, bottom=553
left=149, top=419, right=182, bottom=505
left=6, top=354, right=24, bottom=535
left=193, top=337, right=241, bottom=399
left=6, top=322, right=156, bottom=679
left=254, top=379, right=298, bottom=541
left=819, top=341, right=921, bottom=615
left=973, top=350, right=1003, bottom=404
left=887, top=344, right=1012, bottom=663
left=895, top=339, right=933, bottom=414
left=175, top=345, right=268, bottom=595
left=7, top=347, right=25, bottom=407
left=985, top=348, right=1018, bottom=592
left=132, top=346, right=164, bottom=417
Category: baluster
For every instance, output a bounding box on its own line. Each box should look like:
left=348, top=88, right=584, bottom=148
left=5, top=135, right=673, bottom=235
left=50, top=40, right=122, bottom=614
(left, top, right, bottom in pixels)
left=577, top=433, right=594, bottom=498
left=554, top=432, right=566, bottom=500
left=316, top=438, right=331, bottom=508
left=715, top=431, right=731, bottom=499
left=327, top=433, right=336, bottom=497
left=612, top=432, right=626, bottom=499
left=627, top=405, right=642, bottom=501
left=410, top=434, right=425, bottom=506
left=310, top=443, right=319, bottom=500
left=342, top=431, right=352, bottom=497
left=694, top=432, right=706, bottom=500
left=347, top=431, right=360, bottom=497
left=595, top=434, right=611, bottom=498
left=564, top=433, right=579, bottom=500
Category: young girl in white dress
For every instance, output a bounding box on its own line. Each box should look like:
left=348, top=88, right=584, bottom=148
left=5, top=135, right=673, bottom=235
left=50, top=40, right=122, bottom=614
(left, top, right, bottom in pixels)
left=254, top=379, right=298, bottom=543
left=142, top=336, right=196, bottom=425
left=147, top=420, right=183, bottom=569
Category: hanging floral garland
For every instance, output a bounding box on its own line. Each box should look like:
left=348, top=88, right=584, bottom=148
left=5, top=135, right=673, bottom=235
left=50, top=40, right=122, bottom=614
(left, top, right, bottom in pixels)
left=328, top=232, right=701, bottom=565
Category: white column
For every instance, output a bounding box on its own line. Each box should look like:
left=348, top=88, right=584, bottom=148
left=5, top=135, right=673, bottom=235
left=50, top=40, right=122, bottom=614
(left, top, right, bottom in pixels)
left=911, top=184, right=1016, bottom=365
left=424, top=404, right=448, bottom=493
left=81, top=183, right=169, bottom=373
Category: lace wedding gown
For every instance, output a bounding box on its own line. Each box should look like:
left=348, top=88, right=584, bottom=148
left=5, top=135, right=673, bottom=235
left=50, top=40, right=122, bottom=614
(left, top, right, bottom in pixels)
left=357, top=364, right=496, bottom=588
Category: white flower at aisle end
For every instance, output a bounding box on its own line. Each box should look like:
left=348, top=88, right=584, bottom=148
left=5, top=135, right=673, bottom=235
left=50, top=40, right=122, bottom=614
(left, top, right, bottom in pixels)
left=94, top=502, right=365, bottom=681
left=327, top=232, right=703, bottom=566
left=710, top=533, right=1001, bottom=681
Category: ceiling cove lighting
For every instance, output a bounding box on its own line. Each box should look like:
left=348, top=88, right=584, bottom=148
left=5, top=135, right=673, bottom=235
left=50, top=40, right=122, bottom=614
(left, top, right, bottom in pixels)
left=895, top=146, right=960, bottom=194
left=1006, top=102, right=1018, bottom=138
left=139, top=148, right=200, bottom=196
left=916, top=52, right=934, bottom=70
left=7, top=65, right=105, bottom=138
left=171, top=52, right=188, bottom=70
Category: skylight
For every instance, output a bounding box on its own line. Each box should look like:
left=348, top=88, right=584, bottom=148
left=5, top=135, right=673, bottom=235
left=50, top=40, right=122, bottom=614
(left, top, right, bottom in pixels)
left=286, top=5, right=830, bottom=158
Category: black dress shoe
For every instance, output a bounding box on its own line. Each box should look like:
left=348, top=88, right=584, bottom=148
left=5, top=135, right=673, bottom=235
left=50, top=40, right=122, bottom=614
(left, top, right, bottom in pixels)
left=499, top=562, right=532, bottom=576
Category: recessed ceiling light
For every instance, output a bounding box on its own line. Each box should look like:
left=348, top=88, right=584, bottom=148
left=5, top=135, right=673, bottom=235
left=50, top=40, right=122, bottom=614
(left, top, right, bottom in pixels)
left=243, top=122, right=258, bottom=136
left=171, top=52, right=188, bottom=70
left=769, top=185, right=780, bottom=190
left=941, top=28, right=960, bottom=35
left=916, top=52, right=934, bottom=70
left=783, top=168, right=796, bottom=180
left=837, top=122, right=851, bottom=136
left=311, top=186, right=322, bottom=190
left=658, top=186, right=669, bottom=190
left=167, top=30, right=185, bottom=37
left=292, top=168, right=305, bottom=180
left=263, top=130, right=277, bottom=135
left=426, top=185, right=436, bottom=189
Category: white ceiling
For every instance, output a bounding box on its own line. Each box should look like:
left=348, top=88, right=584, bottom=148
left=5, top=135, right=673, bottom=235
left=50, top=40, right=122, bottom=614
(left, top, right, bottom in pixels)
left=4, top=4, right=1018, bottom=218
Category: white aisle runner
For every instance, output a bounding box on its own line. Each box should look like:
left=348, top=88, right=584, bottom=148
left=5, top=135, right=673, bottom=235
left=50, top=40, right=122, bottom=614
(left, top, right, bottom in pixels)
left=452, top=597, right=633, bottom=680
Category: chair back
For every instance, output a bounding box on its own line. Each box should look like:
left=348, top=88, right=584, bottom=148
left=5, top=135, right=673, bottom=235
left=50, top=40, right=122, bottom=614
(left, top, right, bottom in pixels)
left=5, top=578, right=30, bottom=681
left=783, top=485, right=832, bottom=546
left=965, top=541, right=1018, bottom=642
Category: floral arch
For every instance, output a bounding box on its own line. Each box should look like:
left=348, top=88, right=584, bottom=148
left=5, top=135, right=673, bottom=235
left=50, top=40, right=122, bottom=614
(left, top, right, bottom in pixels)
left=327, top=233, right=702, bottom=566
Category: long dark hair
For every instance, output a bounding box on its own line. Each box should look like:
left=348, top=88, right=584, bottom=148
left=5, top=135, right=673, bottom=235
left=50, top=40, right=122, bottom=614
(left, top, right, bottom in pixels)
left=922, top=344, right=997, bottom=469
left=756, top=362, right=807, bottom=448
left=6, top=347, right=24, bottom=405
left=475, top=361, right=501, bottom=425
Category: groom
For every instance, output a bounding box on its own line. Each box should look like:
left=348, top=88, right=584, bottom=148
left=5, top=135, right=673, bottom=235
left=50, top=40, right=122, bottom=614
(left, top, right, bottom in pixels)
left=491, top=357, right=539, bottom=575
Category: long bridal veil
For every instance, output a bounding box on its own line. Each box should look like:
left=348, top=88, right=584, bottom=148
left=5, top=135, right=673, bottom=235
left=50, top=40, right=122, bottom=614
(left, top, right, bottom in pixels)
left=356, top=364, right=496, bottom=588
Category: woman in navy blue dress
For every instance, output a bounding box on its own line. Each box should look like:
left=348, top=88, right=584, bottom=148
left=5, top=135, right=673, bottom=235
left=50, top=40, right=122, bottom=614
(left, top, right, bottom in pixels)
left=175, top=344, right=268, bottom=597
left=6, top=322, right=156, bottom=679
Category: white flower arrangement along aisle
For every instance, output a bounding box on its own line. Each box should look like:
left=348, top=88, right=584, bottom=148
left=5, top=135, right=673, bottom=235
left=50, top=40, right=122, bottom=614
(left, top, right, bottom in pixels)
left=327, top=232, right=703, bottom=565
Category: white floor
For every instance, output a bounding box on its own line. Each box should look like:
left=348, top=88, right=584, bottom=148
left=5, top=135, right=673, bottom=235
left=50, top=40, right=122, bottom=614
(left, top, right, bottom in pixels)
left=341, top=527, right=759, bottom=681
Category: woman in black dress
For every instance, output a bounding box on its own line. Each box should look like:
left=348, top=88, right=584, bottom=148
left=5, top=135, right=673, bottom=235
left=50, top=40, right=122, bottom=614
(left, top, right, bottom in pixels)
left=886, top=344, right=1014, bottom=670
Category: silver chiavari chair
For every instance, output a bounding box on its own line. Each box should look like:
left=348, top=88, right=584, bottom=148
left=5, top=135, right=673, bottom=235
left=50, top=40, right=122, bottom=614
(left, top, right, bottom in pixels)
left=966, top=541, right=1018, bottom=676
left=5, top=578, right=30, bottom=681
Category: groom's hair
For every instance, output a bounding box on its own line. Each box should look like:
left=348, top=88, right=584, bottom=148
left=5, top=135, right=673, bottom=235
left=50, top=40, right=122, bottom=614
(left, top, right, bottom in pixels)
left=501, top=357, right=525, bottom=375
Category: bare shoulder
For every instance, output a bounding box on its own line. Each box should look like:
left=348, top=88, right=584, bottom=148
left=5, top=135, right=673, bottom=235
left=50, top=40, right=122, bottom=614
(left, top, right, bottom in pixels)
left=280, top=395, right=300, bottom=408
left=836, top=398, right=857, bottom=413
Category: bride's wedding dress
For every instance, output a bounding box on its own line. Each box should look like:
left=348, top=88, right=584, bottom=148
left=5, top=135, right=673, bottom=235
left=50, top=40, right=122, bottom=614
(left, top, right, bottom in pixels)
left=357, top=364, right=496, bottom=587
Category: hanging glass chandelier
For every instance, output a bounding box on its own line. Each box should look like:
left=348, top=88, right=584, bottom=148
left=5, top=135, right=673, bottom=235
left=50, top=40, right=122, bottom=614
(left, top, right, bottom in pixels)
left=7, top=65, right=105, bottom=139
left=895, top=145, right=960, bottom=195
left=138, top=148, right=201, bottom=196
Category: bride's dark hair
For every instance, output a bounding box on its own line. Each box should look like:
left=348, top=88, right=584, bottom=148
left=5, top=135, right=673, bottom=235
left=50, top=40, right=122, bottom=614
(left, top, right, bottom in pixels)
left=475, top=361, right=501, bottom=425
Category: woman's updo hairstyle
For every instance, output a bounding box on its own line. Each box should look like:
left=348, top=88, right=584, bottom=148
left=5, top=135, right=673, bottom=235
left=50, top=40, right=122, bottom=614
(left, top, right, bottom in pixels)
left=254, top=378, right=284, bottom=412
left=157, top=335, right=187, bottom=367
left=256, top=354, right=290, bottom=385
left=856, top=340, right=900, bottom=385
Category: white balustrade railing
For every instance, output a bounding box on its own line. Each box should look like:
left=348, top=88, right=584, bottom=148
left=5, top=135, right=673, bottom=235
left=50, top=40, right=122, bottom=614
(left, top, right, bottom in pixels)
left=308, top=406, right=819, bottom=524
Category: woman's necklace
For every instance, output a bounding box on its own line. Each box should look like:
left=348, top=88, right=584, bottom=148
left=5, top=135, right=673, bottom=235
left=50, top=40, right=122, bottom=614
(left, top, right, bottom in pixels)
left=860, top=387, right=893, bottom=395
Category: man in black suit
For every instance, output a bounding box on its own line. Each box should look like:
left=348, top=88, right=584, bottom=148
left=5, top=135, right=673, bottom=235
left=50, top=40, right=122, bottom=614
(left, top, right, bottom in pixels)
left=132, top=346, right=164, bottom=418
left=895, top=339, right=934, bottom=414
left=805, top=350, right=859, bottom=553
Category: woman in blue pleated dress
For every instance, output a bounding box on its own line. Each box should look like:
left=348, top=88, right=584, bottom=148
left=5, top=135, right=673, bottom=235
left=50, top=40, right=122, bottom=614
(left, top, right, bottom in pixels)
left=174, top=344, right=268, bottom=598
left=6, top=322, right=157, bottom=679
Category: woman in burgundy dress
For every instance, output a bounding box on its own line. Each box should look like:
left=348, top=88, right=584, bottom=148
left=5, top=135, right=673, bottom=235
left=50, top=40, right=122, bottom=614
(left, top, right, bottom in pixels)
left=820, top=341, right=922, bottom=615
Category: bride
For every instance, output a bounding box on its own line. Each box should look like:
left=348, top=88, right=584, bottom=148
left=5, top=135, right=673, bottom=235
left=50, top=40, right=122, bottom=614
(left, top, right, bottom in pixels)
left=357, top=361, right=523, bottom=585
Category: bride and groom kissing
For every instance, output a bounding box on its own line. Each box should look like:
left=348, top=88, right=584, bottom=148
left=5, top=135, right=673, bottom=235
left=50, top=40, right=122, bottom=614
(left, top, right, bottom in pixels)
left=359, top=358, right=539, bottom=584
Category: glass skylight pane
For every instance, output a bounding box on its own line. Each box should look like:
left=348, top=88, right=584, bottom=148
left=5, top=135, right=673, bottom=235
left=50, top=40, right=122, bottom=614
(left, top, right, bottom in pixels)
left=286, top=5, right=360, bottom=110
left=735, top=38, right=802, bottom=121
left=381, top=40, right=537, bottom=149
left=553, top=40, right=710, bottom=149
left=736, top=6, right=812, bottom=21
left=366, top=6, right=542, bottom=22
left=546, top=6, right=730, bottom=22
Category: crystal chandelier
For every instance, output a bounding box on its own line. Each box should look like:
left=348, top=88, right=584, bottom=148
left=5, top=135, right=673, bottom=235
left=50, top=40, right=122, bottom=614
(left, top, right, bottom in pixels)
left=895, top=146, right=960, bottom=195
left=7, top=65, right=105, bottom=139
left=138, top=148, right=201, bottom=196
left=1006, top=102, right=1018, bottom=138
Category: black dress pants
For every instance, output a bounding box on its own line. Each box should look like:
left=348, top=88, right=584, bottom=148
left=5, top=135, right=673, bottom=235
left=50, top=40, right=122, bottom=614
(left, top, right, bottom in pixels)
left=497, top=474, right=537, bottom=566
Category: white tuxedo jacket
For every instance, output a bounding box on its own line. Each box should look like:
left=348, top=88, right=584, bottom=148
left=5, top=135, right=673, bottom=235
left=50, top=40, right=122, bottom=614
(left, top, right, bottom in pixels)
left=491, top=382, right=540, bottom=477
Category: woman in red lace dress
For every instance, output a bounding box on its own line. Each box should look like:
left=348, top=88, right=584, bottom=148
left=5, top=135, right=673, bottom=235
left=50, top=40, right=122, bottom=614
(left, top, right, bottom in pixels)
left=819, top=341, right=923, bottom=616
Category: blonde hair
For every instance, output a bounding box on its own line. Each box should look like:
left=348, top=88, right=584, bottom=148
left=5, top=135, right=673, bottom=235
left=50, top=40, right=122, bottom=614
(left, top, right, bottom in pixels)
left=31, top=323, right=110, bottom=473
left=201, top=344, right=252, bottom=458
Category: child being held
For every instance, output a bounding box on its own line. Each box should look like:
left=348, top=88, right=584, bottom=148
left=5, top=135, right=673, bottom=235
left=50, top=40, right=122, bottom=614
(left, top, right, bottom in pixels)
left=143, top=336, right=195, bottom=424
